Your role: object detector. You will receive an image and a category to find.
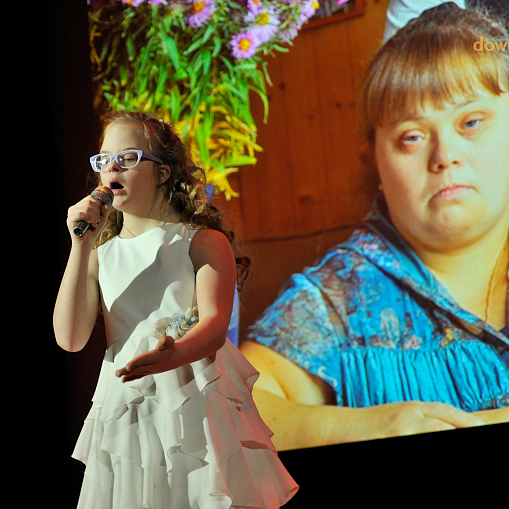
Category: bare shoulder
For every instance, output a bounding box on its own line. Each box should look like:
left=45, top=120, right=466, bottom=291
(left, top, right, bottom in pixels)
left=240, top=340, right=336, bottom=405
left=189, top=228, right=235, bottom=272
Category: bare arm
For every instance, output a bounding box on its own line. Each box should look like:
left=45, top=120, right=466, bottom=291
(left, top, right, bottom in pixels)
left=240, top=341, right=486, bottom=451
left=116, top=228, right=237, bottom=381
left=53, top=196, right=108, bottom=352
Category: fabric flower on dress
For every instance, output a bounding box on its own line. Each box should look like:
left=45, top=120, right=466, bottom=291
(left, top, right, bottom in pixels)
left=186, top=0, right=216, bottom=28
left=153, top=307, right=200, bottom=340
left=230, top=30, right=261, bottom=60
left=244, top=7, right=281, bottom=44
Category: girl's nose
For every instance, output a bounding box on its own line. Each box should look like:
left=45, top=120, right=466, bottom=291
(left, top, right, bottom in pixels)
left=105, top=158, right=121, bottom=172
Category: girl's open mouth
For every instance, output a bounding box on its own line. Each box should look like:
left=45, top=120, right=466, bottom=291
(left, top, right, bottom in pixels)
left=110, top=182, right=125, bottom=194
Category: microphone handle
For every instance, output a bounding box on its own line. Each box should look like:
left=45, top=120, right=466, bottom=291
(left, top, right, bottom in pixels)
left=73, top=220, right=91, bottom=237
left=73, top=186, right=114, bottom=238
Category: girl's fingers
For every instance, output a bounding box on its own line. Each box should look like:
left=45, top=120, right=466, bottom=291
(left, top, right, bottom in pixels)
left=115, top=343, right=176, bottom=382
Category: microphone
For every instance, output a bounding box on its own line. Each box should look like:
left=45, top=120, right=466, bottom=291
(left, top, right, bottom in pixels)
left=73, top=186, right=114, bottom=237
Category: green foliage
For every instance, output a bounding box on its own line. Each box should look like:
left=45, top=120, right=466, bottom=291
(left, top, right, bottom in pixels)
left=89, top=0, right=309, bottom=198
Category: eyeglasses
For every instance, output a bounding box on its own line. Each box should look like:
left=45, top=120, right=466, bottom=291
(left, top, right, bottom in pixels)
left=90, top=149, right=164, bottom=172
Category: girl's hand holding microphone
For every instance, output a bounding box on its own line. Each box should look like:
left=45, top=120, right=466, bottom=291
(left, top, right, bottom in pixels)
left=67, top=186, right=114, bottom=245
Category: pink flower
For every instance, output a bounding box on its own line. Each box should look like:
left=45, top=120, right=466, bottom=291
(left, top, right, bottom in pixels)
left=337, top=0, right=349, bottom=4
left=121, top=0, right=145, bottom=5
left=186, top=0, right=215, bottom=27
left=280, top=22, right=300, bottom=41
left=244, top=7, right=280, bottom=44
left=299, top=0, right=319, bottom=23
left=247, top=0, right=262, bottom=14
left=230, top=30, right=260, bottom=60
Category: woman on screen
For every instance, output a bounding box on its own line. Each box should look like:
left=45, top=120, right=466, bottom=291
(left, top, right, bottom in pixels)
left=241, top=3, right=509, bottom=451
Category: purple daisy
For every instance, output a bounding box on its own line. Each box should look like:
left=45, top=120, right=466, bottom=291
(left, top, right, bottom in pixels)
left=244, top=7, right=281, bottom=44
left=121, top=0, right=145, bottom=6
left=299, top=0, right=319, bottom=24
left=230, top=30, right=260, bottom=60
left=247, top=0, right=262, bottom=15
left=186, top=0, right=215, bottom=28
left=280, top=22, right=300, bottom=42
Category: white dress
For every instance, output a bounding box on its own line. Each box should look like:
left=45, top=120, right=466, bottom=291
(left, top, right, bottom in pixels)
left=72, top=224, right=298, bottom=509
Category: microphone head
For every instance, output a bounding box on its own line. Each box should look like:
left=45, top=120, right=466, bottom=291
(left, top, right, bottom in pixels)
left=91, top=186, right=114, bottom=208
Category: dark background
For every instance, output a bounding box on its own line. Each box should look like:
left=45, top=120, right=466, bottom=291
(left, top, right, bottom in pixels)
left=17, top=1, right=508, bottom=507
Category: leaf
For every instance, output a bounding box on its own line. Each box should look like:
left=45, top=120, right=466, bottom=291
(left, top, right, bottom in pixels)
left=249, top=85, right=269, bottom=123
left=126, top=37, right=136, bottom=61
left=194, top=123, right=211, bottom=167
left=201, top=24, right=216, bottom=45
left=212, top=36, right=222, bottom=58
left=223, top=155, right=257, bottom=167
left=170, top=85, right=182, bottom=120
left=156, top=66, right=168, bottom=93
left=192, top=52, right=203, bottom=75
left=271, top=44, right=290, bottom=53
left=172, top=68, right=188, bottom=81
left=187, top=65, right=197, bottom=90
left=160, top=32, right=181, bottom=70
left=219, top=56, right=235, bottom=75
left=119, top=66, right=129, bottom=87
left=183, top=37, right=206, bottom=56
left=202, top=49, right=211, bottom=75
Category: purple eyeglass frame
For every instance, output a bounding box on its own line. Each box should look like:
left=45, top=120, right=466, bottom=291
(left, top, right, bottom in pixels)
left=90, top=149, right=164, bottom=172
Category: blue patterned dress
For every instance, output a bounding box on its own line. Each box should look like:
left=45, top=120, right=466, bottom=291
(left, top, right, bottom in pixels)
left=247, top=196, right=509, bottom=411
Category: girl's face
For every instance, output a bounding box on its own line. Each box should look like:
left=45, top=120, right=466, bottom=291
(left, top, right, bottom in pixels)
left=375, top=88, right=509, bottom=252
left=99, top=122, right=169, bottom=217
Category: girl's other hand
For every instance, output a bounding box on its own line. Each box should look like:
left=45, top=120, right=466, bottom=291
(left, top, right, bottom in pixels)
left=115, top=335, right=176, bottom=382
left=67, top=195, right=109, bottom=246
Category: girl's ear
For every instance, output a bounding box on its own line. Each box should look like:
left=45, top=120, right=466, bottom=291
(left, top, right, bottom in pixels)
left=158, top=164, right=171, bottom=186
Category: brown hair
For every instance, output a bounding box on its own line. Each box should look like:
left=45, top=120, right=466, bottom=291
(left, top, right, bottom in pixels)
left=360, top=4, right=509, bottom=147
left=93, top=111, right=251, bottom=289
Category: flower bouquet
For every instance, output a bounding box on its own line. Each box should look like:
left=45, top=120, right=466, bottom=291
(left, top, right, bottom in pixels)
left=88, top=0, right=330, bottom=198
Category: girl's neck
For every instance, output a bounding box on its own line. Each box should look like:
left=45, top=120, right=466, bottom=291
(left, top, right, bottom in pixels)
left=120, top=208, right=181, bottom=238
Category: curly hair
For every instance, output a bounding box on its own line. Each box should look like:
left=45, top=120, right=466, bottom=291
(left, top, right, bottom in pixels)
left=92, top=111, right=251, bottom=290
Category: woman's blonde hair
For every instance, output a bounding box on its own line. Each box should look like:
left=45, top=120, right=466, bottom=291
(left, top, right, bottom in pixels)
left=360, top=3, right=509, bottom=147
left=92, top=111, right=251, bottom=289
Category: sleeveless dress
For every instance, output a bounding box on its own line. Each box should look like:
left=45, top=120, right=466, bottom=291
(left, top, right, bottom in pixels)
left=72, top=224, right=298, bottom=509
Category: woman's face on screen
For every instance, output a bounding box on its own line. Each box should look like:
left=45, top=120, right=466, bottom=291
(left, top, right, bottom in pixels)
left=374, top=88, right=509, bottom=252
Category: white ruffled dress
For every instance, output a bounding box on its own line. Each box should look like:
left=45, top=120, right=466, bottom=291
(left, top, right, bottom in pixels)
left=72, top=224, right=298, bottom=509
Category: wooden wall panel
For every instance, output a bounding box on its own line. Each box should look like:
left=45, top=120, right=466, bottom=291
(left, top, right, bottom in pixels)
left=311, top=21, right=362, bottom=228
left=237, top=59, right=298, bottom=240
left=213, top=0, right=391, bottom=340
left=278, top=34, right=330, bottom=236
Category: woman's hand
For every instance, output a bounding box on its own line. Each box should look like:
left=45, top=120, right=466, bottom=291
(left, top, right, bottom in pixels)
left=67, top=195, right=109, bottom=247
left=115, top=335, right=176, bottom=383
left=471, top=406, right=509, bottom=425
left=346, top=401, right=485, bottom=441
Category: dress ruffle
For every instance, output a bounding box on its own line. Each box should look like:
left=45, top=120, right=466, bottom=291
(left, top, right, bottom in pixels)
left=73, top=335, right=298, bottom=509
